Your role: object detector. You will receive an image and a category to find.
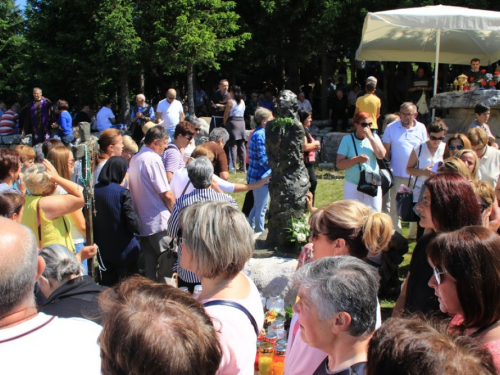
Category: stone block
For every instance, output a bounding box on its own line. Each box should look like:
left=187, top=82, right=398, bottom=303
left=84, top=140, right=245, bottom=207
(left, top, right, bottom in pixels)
left=321, top=132, right=349, bottom=165
left=243, top=257, right=298, bottom=307
left=2, top=135, right=16, bottom=145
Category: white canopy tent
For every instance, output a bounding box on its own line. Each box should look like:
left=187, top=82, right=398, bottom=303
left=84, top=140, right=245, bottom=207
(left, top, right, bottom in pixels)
left=356, top=5, right=500, bottom=112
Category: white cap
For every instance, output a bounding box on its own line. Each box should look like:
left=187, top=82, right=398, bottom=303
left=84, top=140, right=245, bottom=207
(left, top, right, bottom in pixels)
left=366, top=76, right=378, bottom=84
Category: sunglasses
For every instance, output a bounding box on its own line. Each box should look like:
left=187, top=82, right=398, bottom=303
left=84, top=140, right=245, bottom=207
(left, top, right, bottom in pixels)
left=185, top=135, right=193, bottom=141
left=430, top=136, right=446, bottom=141
left=360, top=122, right=372, bottom=127
left=480, top=202, right=491, bottom=213
left=448, top=144, right=464, bottom=151
left=433, top=266, right=445, bottom=285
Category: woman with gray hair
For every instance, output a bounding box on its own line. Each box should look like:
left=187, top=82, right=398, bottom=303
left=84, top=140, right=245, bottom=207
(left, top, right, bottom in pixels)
left=292, top=256, right=380, bottom=375
left=38, top=244, right=107, bottom=324
left=177, top=201, right=264, bottom=374
left=21, top=159, right=96, bottom=264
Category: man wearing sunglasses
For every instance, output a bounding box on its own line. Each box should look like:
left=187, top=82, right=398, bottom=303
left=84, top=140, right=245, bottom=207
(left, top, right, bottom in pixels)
left=156, top=88, right=185, bottom=141
left=382, top=102, right=427, bottom=233
left=162, top=121, right=196, bottom=183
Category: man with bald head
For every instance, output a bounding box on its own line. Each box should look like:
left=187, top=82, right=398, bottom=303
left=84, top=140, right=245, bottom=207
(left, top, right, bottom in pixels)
left=130, top=93, right=156, bottom=143
left=0, top=218, right=102, bottom=373
left=156, top=88, right=185, bottom=141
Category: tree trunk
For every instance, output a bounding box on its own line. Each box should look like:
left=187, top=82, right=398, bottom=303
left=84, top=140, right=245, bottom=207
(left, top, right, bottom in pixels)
left=349, top=51, right=356, bottom=85
left=140, top=65, right=145, bottom=94
left=321, top=44, right=329, bottom=120
left=119, top=62, right=130, bottom=125
left=187, top=61, right=195, bottom=118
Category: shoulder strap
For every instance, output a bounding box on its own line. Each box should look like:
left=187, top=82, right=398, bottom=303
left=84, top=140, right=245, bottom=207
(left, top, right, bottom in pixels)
left=351, top=134, right=362, bottom=172
left=410, top=144, right=423, bottom=189
left=203, top=300, right=259, bottom=336
left=180, top=180, right=191, bottom=197
left=36, top=198, right=43, bottom=248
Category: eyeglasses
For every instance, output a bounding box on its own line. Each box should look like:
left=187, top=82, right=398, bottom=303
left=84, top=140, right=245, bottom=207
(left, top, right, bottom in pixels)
left=430, top=136, right=446, bottom=141
left=167, top=96, right=175, bottom=101
left=448, top=144, right=464, bottom=151
left=184, top=135, right=193, bottom=141
left=177, top=227, right=183, bottom=244
left=433, top=266, right=446, bottom=285
left=400, top=112, right=415, bottom=117
left=359, top=122, right=372, bottom=127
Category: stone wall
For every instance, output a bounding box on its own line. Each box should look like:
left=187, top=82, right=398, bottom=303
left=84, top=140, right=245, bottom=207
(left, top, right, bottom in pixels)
left=0, top=134, right=31, bottom=149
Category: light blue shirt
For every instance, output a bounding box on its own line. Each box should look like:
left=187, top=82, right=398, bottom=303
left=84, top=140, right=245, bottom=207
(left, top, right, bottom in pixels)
left=338, top=133, right=379, bottom=185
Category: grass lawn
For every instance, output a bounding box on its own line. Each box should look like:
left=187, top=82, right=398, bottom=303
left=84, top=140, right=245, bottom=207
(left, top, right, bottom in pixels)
left=229, top=166, right=416, bottom=311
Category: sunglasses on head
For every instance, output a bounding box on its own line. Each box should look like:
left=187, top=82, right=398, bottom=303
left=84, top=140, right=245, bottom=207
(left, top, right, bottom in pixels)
left=448, top=144, right=464, bottom=151
left=360, top=122, right=372, bottom=127
left=433, top=266, right=445, bottom=285
left=430, top=136, right=446, bottom=141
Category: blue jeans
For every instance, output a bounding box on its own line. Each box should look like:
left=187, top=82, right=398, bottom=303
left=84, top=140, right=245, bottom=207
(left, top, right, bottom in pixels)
left=166, top=127, right=176, bottom=142
left=75, top=242, right=88, bottom=275
left=248, top=184, right=269, bottom=233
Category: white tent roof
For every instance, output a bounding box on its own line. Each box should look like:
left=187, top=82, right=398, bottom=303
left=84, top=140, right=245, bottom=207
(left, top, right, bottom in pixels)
left=356, top=5, right=500, bottom=65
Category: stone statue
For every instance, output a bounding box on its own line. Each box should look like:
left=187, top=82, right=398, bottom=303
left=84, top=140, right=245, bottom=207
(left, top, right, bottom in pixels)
left=265, top=90, right=310, bottom=251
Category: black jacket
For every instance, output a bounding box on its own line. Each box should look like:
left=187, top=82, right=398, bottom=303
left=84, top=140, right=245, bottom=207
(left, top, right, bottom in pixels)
left=39, top=275, right=107, bottom=325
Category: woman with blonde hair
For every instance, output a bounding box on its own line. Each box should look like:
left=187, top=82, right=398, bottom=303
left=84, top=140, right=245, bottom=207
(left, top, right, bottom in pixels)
left=46, top=145, right=88, bottom=273
left=286, top=199, right=394, bottom=375
left=472, top=181, right=497, bottom=230
left=94, top=128, right=124, bottom=183
left=456, top=149, right=480, bottom=181
left=21, top=159, right=96, bottom=263
left=437, top=157, right=472, bottom=179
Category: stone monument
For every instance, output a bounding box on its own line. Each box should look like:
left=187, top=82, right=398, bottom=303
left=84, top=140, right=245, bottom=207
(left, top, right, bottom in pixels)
left=265, top=90, right=310, bottom=251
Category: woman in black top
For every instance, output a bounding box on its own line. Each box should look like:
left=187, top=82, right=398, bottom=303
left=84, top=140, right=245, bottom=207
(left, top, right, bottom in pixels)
left=393, top=172, right=481, bottom=316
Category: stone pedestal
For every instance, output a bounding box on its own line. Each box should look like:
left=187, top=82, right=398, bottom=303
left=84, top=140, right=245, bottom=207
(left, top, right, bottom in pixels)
left=321, top=132, right=349, bottom=166
left=265, top=118, right=310, bottom=251
left=431, top=90, right=500, bottom=138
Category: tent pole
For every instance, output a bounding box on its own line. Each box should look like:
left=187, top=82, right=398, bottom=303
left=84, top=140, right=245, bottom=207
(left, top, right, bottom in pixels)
left=432, top=29, right=441, bottom=119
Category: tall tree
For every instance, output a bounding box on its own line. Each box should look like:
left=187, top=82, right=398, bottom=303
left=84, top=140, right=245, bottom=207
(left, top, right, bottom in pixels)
left=95, top=0, right=141, bottom=123
left=0, top=0, right=27, bottom=101
left=155, top=0, right=251, bottom=114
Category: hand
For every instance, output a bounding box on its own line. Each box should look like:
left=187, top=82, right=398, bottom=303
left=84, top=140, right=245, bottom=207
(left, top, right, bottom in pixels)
left=305, top=192, right=314, bottom=212
left=77, top=244, right=98, bottom=261
left=314, top=141, right=321, bottom=150
left=256, top=175, right=271, bottom=187
left=357, top=154, right=370, bottom=163
left=362, top=126, right=373, bottom=137
left=51, top=123, right=58, bottom=129
left=42, top=159, right=61, bottom=182
left=17, top=172, right=27, bottom=195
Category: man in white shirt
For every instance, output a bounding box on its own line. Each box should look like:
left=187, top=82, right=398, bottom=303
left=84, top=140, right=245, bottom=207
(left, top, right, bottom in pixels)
left=156, top=88, right=185, bottom=141
left=96, top=99, right=116, bottom=132
left=297, top=92, right=313, bottom=111
left=0, top=218, right=102, bottom=374
left=382, top=102, right=428, bottom=233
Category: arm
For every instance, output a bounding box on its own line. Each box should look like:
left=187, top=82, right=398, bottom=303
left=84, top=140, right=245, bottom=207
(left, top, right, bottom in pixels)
left=392, top=274, right=409, bottom=317
left=70, top=209, right=86, bottom=237
left=75, top=244, right=97, bottom=262
left=121, top=190, right=141, bottom=234
left=223, top=100, right=232, bottom=126
left=41, top=159, right=84, bottom=221
left=382, top=142, right=391, bottom=159
left=110, top=117, right=116, bottom=124
left=160, top=190, right=175, bottom=212
left=488, top=198, right=500, bottom=232
left=219, top=171, right=229, bottom=181
left=365, top=129, right=386, bottom=159
left=303, top=136, right=320, bottom=152
left=167, top=171, right=174, bottom=183
left=233, top=176, right=271, bottom=193
left=180, top=111, right=185, bottom=122
left=406, top=147, right=433, bottom=178
left=336, top=153, right=367, bottom=170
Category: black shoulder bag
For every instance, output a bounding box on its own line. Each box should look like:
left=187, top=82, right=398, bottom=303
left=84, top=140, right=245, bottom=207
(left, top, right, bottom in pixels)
left=351, top=134, right=381, bottom=197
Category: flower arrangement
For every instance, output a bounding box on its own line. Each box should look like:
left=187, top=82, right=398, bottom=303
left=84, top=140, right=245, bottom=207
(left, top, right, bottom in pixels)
left=271, top=116, right=295, bottom=135
left=286, top=216, right=310, bottom=245
left=470, top=69, right=500, bottom=88
left=264, top=306, right=294, bottom=329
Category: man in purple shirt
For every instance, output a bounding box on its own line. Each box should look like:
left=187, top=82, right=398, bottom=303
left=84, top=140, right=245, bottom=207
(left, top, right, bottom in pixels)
left=129, top=126, right=175, bottom=281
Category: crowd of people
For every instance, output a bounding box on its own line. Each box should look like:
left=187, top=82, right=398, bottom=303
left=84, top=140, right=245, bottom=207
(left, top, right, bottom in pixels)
left=1, top=63, right=500, bottom=374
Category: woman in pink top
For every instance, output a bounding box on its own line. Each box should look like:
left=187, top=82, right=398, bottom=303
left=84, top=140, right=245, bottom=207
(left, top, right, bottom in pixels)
left=428, top=226, right=500, bottom=373
left=178, top=201, right=264, bottom=375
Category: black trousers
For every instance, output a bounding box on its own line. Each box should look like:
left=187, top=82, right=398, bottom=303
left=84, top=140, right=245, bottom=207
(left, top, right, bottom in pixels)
left=305, top=162, right=318, bottom=205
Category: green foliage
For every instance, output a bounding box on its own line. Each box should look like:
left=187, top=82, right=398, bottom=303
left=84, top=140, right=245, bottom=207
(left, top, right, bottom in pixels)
left=0, top=0, right=27, bottom=101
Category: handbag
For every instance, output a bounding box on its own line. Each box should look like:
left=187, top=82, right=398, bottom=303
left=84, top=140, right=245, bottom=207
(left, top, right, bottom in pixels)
left=416, top=91, right=429, bottom=115
left=377, top=158, right=395, bottom=196
left=396, top=145, right=422, bottom=222
left=351, top=134, right=381, bottom=197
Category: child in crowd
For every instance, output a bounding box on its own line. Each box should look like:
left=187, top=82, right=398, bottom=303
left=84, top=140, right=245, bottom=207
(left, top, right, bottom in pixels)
left=470, top=104, right=498, bottom=148
left=14, top=145, right=36, bottom=172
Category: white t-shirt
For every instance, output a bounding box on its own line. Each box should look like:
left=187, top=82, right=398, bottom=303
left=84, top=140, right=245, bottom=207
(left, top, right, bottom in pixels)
left=96, top=106, right=115, bottom=132
left=382, top=120, right=428, bottom=178
left=0, top=313, right=102, bottom=374
left=170, top=167, right=235, bottom=199
left=156, top=99, right=184, bottom=129
left=411, top=141, right=445, bottom=202
left=297, top=99, right=313, bottom=111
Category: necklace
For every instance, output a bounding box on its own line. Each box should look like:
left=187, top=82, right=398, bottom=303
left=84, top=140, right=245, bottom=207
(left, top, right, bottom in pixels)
left=470, top=320, right=500, bottom=338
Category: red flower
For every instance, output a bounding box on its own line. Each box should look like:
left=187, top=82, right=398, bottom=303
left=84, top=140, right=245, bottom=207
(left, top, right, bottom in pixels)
left=470, top=77, right=474, bottom=82
left=481, top=69, right=487, bottom=73
left=481, top=80, right=487, bottom=86
left=490, top=81, right=495, bottom=86
left=495, top=72, right=500, bottom=76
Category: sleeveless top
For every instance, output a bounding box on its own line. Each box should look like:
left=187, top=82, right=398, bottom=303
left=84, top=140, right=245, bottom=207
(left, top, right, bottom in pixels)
left=229, top=99, right=245, bottom=117
left=22, top=195, right=75, bottom=251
